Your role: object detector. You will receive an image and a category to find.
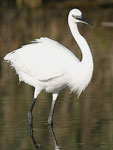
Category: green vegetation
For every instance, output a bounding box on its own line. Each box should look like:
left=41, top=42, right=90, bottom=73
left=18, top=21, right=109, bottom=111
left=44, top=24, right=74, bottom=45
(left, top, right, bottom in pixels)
left=1, top=0, right=113, bottom=9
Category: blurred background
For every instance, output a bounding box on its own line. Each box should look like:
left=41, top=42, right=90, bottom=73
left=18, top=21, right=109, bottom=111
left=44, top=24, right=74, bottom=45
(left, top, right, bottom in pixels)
left=0, top=0, right=113, bottom=150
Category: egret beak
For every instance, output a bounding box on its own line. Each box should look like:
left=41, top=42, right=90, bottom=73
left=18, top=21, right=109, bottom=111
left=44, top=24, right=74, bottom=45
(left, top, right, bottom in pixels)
left=77, top=16, right=92, bottom=26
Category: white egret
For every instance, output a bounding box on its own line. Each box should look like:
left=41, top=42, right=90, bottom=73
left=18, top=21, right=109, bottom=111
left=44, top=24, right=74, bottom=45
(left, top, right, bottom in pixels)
left=4, top=9, right=93, bottom=149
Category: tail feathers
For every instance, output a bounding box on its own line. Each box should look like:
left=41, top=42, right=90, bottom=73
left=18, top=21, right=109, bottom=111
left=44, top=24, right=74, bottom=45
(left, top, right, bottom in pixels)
left=4, top=53, right=11, bottom=61
left=4, top=51, right=15, bottom=62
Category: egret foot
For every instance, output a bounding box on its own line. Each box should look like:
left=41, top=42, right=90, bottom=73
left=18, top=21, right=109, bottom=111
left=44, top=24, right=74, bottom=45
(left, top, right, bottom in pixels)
left=45, top=117, right=53, bottom=126
left=55, top=146, right=60, bottom=150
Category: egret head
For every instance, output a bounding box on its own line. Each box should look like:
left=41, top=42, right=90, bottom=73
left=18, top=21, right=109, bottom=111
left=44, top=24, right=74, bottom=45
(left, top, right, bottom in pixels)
left=69, top=9, right=92, bottom=26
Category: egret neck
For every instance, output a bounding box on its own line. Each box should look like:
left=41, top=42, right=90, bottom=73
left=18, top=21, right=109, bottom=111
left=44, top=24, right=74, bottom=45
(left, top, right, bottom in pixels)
left=68, top=19, right=93, bottom=68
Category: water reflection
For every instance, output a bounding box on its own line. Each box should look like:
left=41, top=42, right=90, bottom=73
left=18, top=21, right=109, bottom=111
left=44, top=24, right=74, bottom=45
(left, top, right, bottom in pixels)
left=0, top=6, right=113, bottom=150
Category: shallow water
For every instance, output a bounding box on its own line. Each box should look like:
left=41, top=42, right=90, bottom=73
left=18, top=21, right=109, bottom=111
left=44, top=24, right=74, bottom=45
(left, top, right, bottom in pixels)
left=0, top=6, right=113, bottom=150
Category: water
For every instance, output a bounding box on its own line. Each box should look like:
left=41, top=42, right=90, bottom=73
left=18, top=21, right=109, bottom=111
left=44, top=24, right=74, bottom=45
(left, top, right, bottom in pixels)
left=0, top=6, right=113, bottom=150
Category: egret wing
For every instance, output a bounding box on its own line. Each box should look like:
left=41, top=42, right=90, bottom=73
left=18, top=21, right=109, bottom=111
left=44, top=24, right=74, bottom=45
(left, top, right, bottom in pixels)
left=4, top=38, right=79, bottom=81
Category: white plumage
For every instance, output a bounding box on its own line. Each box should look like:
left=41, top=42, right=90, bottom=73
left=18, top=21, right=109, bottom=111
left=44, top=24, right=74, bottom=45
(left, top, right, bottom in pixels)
left=4, top=9, right=93, bottom=98
left=5, top=37, right=81, bottom=94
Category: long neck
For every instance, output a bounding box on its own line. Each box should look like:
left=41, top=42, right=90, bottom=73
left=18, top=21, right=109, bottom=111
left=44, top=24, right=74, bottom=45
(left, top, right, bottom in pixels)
left=68, top=20, right=93, bottom=67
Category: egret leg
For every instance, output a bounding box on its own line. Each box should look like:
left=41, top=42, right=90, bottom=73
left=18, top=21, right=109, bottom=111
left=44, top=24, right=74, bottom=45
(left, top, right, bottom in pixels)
left=28, top=89, right=40, bottom=150
left=28, top=98, right=38, bottom=150
left=47, top=93, right=60, bottom=150
left=48, top=124, right=60, bottom=150
left=48, top=93, right=58, bottom=125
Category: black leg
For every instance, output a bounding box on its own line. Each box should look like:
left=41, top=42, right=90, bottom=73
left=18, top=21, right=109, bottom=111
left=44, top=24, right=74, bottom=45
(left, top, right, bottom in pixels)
left=47, top=94, right=60, bottom=150
left=48, top=124, right=60, bottom=150
left=28, top=98, right=38, bottom=150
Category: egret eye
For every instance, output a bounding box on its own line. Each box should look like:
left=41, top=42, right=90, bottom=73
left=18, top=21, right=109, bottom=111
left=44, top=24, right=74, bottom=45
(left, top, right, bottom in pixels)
left=72, top=15, right=76, bottom=19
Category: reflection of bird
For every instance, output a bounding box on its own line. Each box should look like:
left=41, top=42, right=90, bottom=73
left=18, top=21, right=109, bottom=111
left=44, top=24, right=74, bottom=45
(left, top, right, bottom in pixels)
left=4, top=9, right=93, bottom=149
